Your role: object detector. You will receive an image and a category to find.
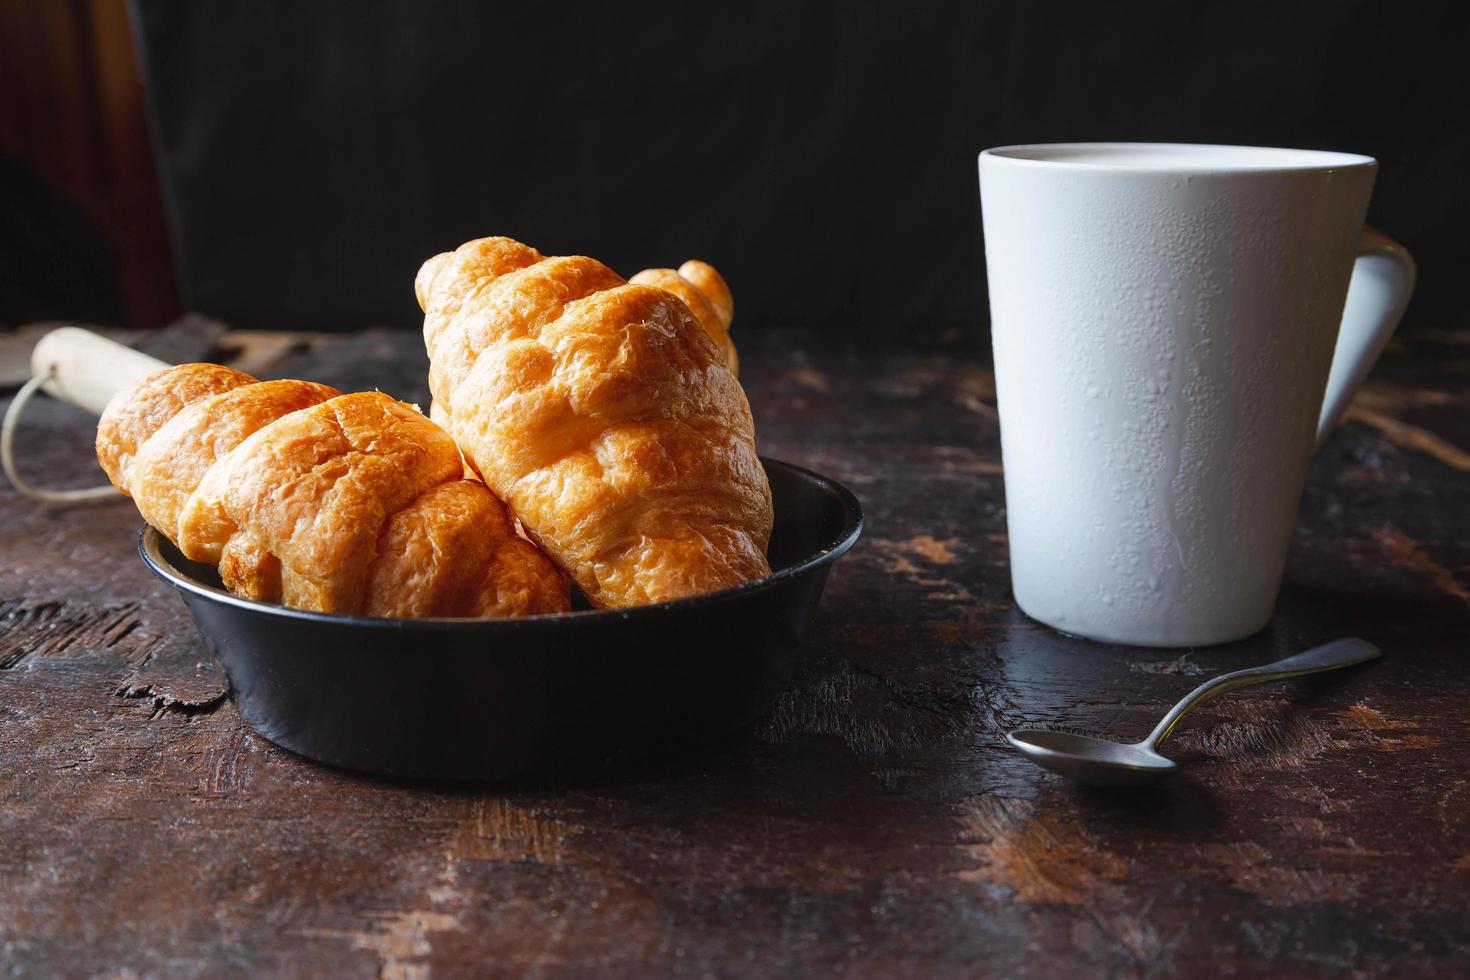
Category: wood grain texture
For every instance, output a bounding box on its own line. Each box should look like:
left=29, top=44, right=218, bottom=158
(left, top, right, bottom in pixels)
left=2, top=326, right=1468, bottom=978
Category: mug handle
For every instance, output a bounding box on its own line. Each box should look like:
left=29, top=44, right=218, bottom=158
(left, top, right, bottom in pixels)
left=1314, top=227, right=1417, bottom=450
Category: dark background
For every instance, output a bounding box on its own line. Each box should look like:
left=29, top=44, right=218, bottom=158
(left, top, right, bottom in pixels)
left=5, top=0, right=1468, bottom=337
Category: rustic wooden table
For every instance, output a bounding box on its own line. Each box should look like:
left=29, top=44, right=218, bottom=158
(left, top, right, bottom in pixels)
left=2, top=323, right=1467, bottom=977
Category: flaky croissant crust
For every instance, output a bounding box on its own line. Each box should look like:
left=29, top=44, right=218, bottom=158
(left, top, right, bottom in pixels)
left=630, top=260, right=738, bottom=375
left=97, top=363, right=568, bottom=618
left=417, top=237, right=773, bottom=608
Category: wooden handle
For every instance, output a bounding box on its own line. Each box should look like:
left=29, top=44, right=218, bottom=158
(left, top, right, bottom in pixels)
left=30, top=327, right=169, bottom=416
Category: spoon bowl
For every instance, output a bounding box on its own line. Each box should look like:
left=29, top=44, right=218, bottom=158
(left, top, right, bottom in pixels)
left=1007, top=730, right=1175, bottom=787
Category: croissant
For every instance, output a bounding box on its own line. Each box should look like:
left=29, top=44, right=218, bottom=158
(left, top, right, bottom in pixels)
left=629, top=260, right=738, bottom=375
left=96, top=363, right=569, bottom=618
left=416, top=237, right=773, bottom=609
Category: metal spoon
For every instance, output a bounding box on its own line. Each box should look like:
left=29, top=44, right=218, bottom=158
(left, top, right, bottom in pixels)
left=1006, top=637, right=1381, bottom=787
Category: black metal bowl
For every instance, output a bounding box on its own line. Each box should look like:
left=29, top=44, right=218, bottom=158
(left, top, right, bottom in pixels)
left=139, top=457, right=862, bottom=781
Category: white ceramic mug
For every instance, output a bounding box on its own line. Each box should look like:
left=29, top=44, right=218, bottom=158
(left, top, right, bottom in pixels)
left=978, top=143, right=1415, bottom=647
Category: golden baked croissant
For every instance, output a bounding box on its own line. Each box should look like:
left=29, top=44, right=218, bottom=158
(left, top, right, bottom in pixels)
left=629, top=260, right=738, bottom=375
left=96, top=363, right=569, bottom=618
left=416, top=237, right=773, bottom=609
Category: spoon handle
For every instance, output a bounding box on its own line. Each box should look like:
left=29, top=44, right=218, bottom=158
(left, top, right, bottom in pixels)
left=1142, top=638, right=1381, bottom=749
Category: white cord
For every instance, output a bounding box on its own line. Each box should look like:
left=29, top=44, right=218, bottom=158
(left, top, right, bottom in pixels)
left=1, top=370, right=120, bottom=504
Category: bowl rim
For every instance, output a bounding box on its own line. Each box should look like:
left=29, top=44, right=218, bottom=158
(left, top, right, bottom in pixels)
left=138, top=456, right=863, bottom=631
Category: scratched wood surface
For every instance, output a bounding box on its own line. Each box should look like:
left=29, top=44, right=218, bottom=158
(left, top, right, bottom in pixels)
left=1, top=323, right=1468, bottom=978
